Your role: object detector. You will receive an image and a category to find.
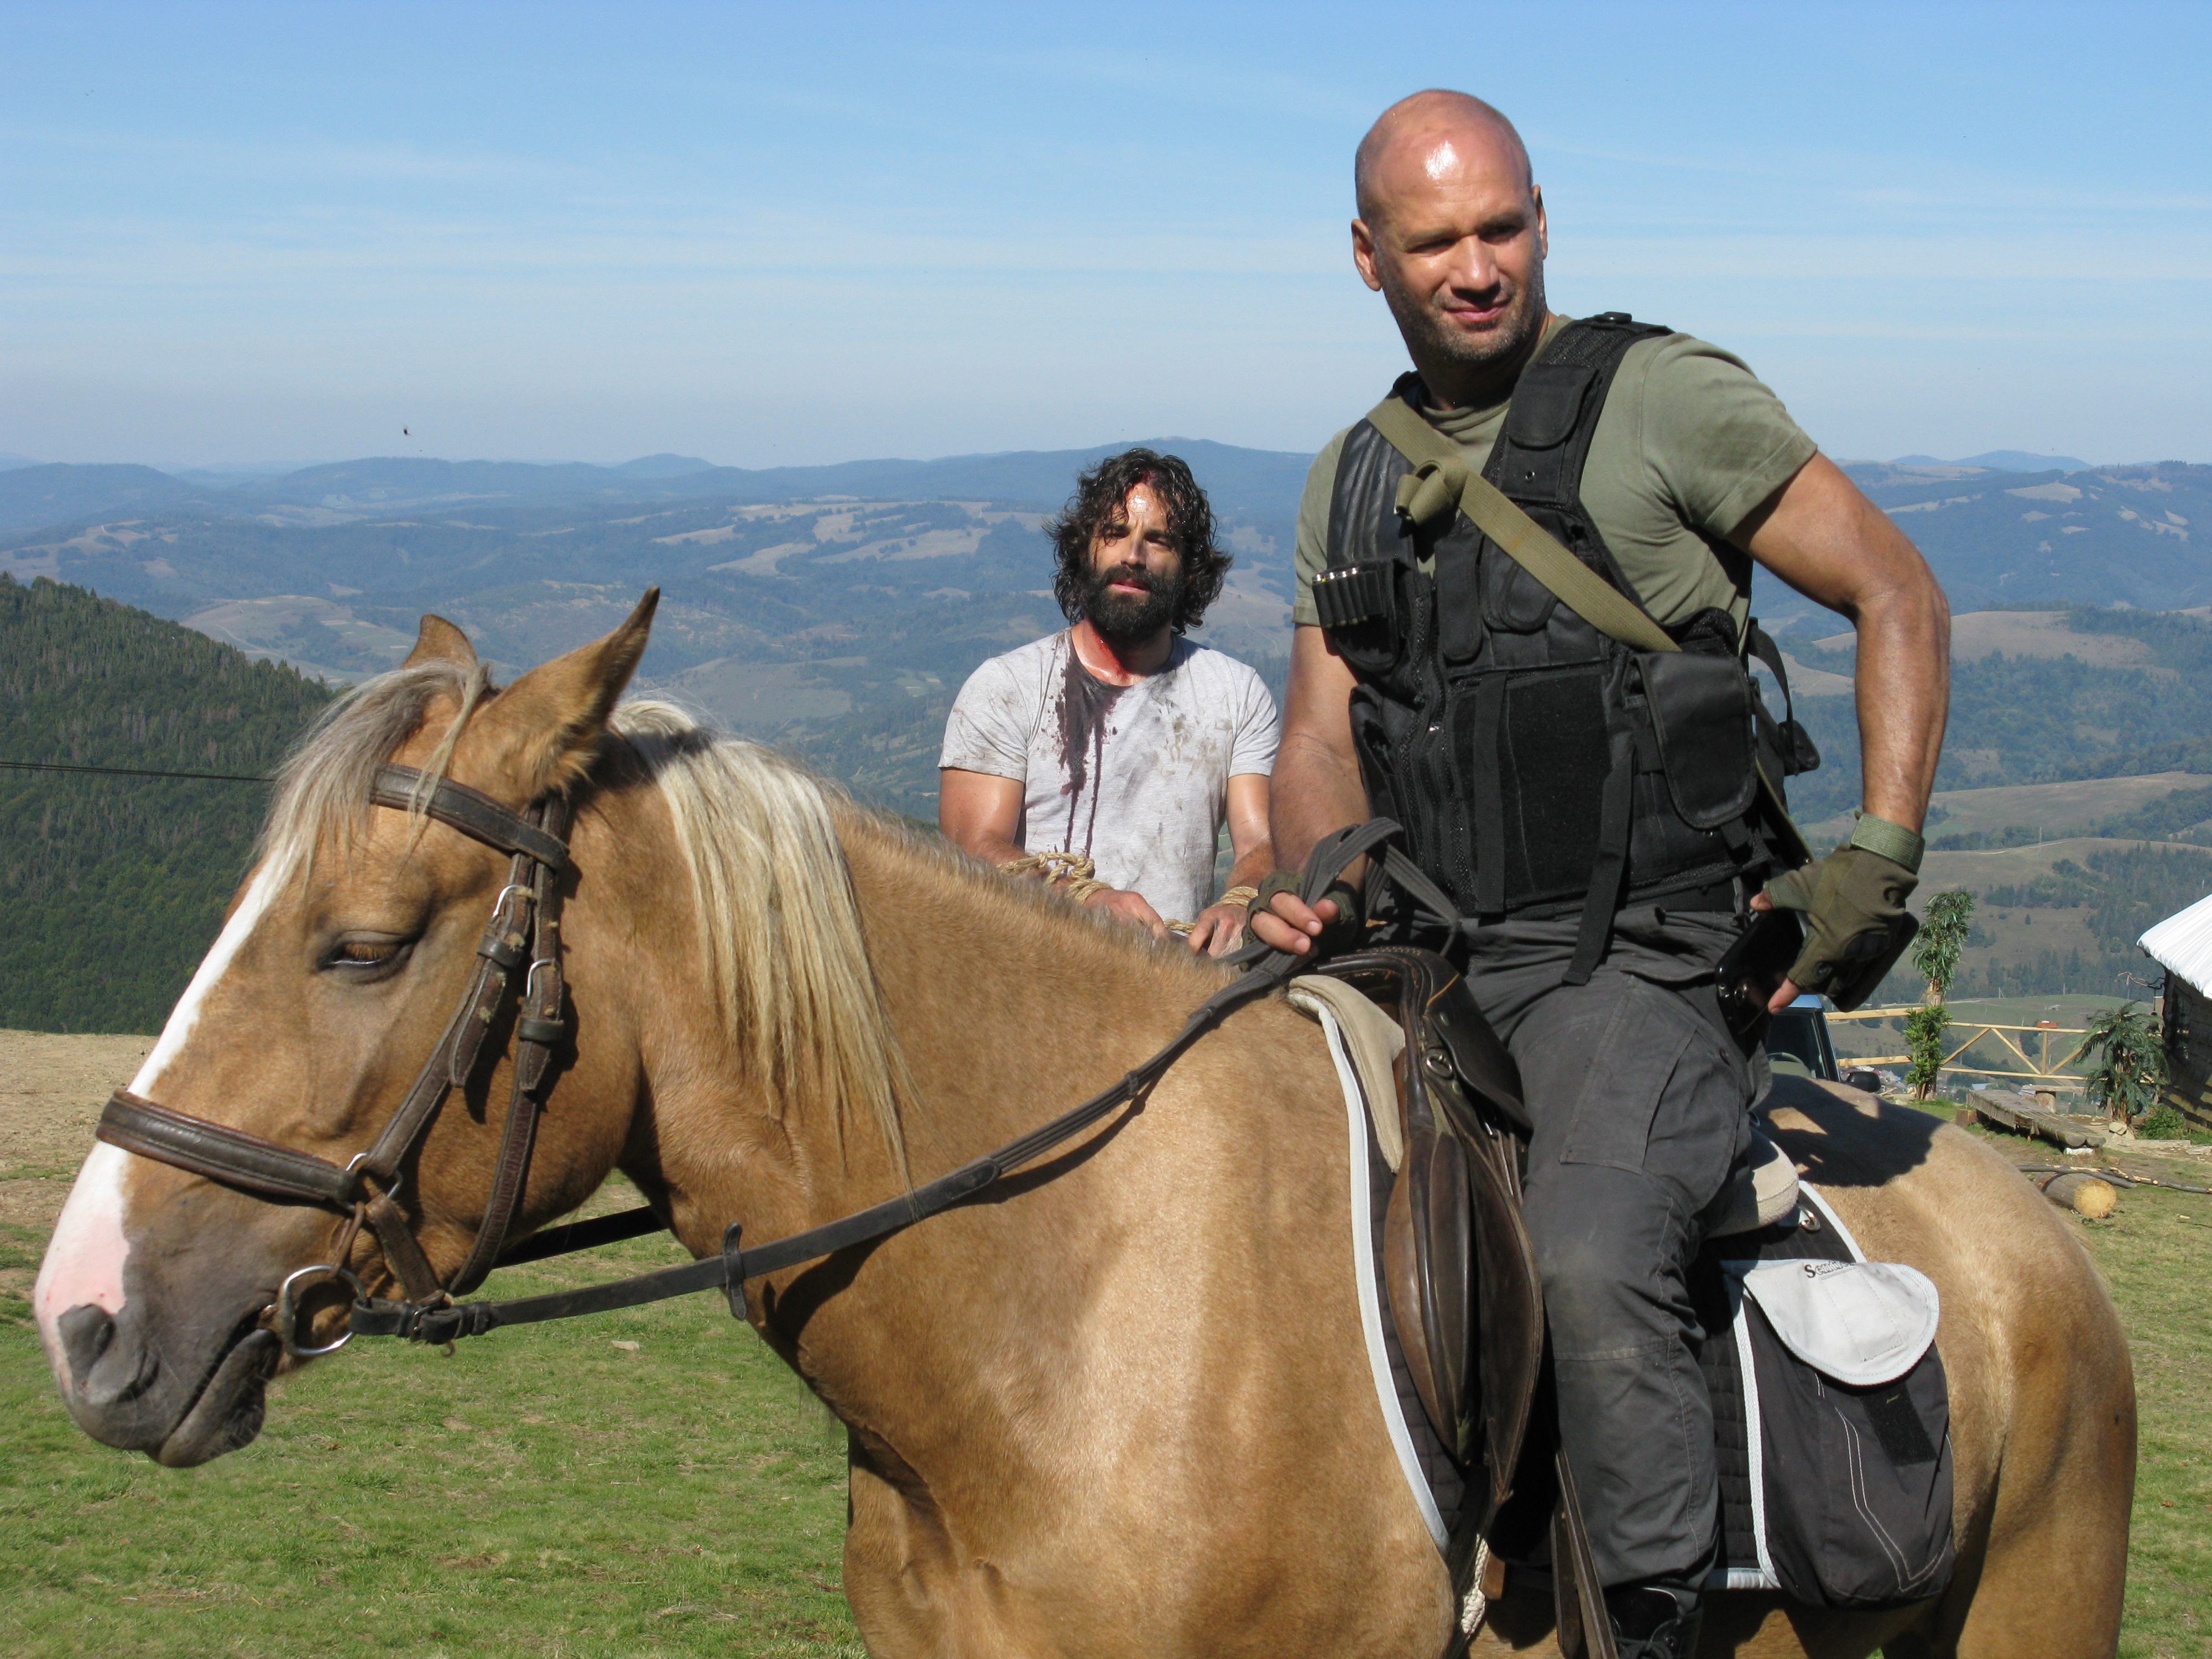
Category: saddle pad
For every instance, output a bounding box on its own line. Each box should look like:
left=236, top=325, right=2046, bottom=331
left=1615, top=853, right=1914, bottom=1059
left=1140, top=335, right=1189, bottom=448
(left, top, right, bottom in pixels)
left=1289, top=979, right=1407, bottom=1170
left=1693, top=1188, right=1858, bottom=1590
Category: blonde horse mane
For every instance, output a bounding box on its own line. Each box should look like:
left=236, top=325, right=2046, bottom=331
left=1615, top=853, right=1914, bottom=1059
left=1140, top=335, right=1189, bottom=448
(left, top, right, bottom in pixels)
left=257, top=670, right=911, bottom=1175
left=608, top=701, right=912, bottom=1175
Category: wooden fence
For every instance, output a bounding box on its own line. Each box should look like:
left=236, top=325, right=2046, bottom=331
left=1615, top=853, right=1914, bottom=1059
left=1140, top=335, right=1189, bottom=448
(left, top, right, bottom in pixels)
left=1825, top=1008, right=2090, bottom=1091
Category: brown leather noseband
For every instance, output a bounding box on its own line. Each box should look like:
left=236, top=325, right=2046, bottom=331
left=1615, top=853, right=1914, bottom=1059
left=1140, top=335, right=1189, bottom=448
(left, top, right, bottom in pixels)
left=96, top=763, right=578, bottom=1350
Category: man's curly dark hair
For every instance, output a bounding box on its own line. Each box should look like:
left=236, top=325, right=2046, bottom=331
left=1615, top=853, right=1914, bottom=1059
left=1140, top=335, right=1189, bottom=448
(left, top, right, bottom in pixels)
left=1047, top=447, right=1231, bottom=632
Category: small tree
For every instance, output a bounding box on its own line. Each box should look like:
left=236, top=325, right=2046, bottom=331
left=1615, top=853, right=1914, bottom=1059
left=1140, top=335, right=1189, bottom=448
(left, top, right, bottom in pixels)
left=1906, top=890, right=1975, bottom=1100
left=2072, top=1002, right=2167, bottom=1124
left=1903, top=1006, right=1952, bottom=1101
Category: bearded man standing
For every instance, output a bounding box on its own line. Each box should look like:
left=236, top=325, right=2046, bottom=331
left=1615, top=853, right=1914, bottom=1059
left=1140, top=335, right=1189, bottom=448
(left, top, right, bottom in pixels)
left=1248, top=92, right=1950, bottom=1657
left=940, top=448, right=1279, bottom=956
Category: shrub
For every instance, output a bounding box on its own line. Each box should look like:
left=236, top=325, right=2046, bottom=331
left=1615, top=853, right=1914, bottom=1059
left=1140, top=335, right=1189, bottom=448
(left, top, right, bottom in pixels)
left=2072, top=1002, right=2167, bottom=1123
left=1905, top=1004, right=1950, bottom=1100
left=2139, top=1103, right=2187, bottom=1140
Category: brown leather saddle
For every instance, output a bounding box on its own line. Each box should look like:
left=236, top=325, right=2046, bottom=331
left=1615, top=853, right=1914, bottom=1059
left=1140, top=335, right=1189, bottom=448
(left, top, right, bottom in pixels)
left=1310, top=947, right=1621, bottom=1659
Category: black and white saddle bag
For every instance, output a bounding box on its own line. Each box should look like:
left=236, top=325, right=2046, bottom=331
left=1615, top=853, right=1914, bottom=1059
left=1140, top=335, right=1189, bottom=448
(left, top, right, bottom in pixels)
left=1701, top=1185, right=1956, bottom=1609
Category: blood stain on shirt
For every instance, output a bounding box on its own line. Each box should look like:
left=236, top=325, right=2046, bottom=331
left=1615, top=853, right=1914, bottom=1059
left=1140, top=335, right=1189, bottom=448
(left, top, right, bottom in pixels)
left=1055, top=649, right=1125, bottom=857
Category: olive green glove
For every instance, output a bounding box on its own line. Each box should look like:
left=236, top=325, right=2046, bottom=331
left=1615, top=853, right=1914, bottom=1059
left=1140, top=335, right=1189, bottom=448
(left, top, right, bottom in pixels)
left=1760, top=827, right=1922, bottom=1011
left=1249, top=869, right=1365, bottom=957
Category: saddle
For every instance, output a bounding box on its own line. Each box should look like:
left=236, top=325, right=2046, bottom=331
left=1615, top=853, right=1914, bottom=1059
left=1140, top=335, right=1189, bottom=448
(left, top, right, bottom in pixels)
left=1305, top=947, right=1801, bottom=1659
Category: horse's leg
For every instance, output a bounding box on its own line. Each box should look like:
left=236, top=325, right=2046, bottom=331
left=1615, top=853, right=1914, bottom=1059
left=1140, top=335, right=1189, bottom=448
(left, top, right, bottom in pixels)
left=843, top=1439, right=968, bottom=1658
left=1822, top=1134, right=2137, bottom=1659
left=1929, top=1335, right=2135, bottom=1659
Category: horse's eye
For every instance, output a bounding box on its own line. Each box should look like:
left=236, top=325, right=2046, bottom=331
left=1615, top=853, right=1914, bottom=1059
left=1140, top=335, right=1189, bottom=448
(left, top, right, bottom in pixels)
left=324, top=935, right=414, bottom=980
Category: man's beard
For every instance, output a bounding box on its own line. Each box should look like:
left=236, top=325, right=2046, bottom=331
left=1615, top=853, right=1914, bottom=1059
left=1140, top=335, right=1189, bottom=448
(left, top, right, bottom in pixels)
left=1378, top=259, right=1547, bottom=385
left=1083, top=561, right=1182, bottom=645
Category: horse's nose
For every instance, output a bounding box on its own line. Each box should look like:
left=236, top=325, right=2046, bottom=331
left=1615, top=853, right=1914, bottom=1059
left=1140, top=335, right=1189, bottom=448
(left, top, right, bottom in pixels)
left=56, top=1303, right=158, bottom=1407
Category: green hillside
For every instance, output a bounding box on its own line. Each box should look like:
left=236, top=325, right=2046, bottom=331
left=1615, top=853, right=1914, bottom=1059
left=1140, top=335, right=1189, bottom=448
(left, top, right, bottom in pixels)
left=0, top=575, right=335, bottom=1032
left=1783, top=605, right=2212, bottom=823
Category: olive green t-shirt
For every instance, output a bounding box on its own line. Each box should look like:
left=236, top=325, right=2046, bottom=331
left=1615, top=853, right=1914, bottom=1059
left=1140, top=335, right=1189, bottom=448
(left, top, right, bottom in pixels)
left=1291, top=321, right=1818, bottom=633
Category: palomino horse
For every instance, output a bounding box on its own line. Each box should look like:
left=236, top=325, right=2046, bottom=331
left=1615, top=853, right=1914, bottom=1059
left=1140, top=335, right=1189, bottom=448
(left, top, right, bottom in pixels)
left=35, top=598, right=2133, bottom=1657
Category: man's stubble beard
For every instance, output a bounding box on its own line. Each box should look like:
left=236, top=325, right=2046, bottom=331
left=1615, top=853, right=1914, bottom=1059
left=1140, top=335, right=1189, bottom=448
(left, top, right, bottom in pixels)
left=1083, top=561, right=1183, bottom=646
left=1378, top=256, right=1548, bottom=389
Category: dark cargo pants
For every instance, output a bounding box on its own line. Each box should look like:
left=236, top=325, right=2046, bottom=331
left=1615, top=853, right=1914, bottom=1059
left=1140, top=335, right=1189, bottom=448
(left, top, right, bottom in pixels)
left=1461, top=904, right=1759, bottom=1590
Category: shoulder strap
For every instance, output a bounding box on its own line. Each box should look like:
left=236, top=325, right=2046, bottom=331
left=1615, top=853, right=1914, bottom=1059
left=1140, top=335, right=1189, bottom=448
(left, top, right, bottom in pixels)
left=1360, top=393, right=1679, bottom=658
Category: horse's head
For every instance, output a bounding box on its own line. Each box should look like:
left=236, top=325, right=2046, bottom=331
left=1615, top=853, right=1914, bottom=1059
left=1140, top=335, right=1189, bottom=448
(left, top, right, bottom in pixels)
left=34, top=593, right=659, bottom=1465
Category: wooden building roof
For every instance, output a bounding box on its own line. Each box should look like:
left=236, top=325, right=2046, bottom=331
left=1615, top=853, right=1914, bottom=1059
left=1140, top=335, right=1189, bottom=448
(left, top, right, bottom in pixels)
left=2141, top=890, right=2212, bottom=995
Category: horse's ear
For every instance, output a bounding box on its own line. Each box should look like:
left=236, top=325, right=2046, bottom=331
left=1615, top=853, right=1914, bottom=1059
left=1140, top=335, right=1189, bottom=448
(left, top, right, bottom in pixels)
left=403, top=613, right=478, bottom=669
left=464, top=588, right=659, bottom=800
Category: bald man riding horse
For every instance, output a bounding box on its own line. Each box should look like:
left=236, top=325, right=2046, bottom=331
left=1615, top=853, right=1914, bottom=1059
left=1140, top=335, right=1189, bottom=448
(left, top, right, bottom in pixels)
left=1250, top=90, right=1952, bottom=1659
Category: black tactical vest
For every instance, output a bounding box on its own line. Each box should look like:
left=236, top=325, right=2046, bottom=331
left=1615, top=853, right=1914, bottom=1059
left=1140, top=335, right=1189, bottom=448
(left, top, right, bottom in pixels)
left=1315, top=314, right=1809, bottom=975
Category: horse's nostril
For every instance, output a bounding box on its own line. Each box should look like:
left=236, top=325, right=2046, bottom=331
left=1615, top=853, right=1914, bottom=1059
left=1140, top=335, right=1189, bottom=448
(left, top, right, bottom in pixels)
left=57, top=1303, right=117, bottom=1381
left=56, top=1302, right=158, bottom=1406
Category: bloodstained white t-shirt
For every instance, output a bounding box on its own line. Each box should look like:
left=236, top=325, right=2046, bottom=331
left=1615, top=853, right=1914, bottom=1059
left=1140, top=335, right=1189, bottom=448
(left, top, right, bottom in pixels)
left=938, top=631, right=1280, bottom=924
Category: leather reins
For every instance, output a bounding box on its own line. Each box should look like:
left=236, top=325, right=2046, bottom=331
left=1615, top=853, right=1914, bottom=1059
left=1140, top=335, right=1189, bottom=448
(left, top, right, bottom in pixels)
left=96, top=762, right=1451, bottom=1356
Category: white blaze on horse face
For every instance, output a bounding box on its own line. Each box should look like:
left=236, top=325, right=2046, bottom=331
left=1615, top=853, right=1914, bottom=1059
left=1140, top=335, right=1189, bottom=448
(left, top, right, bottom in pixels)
left=33, top=862, right=284, bottom=1364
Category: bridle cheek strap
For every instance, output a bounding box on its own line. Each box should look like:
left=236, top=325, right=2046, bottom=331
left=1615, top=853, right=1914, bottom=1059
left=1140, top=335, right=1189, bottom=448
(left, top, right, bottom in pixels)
left=94, top=762, right=576, bottom=1327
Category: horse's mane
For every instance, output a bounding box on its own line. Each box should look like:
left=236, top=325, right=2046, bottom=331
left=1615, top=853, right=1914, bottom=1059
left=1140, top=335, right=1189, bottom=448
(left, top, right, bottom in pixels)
left=259, top=667, right=913, bottom=1176
left=608, top=701, right=912, bottom=1175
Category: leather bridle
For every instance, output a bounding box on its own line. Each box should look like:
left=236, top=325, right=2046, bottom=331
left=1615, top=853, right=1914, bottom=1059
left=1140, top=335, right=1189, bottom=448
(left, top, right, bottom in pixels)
left=97, top=761, right=591, bottom=1354
left=95, top=761, right=1451, bottom=1357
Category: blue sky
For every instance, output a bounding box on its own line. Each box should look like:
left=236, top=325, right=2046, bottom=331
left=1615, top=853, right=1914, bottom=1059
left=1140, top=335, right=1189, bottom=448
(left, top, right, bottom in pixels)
left=4, top=1, right=2208, bottom=469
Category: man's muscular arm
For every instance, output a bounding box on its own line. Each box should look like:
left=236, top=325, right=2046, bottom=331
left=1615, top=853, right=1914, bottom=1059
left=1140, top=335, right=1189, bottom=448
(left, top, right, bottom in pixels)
left=1249, top=626, right=1369, bottom=953
left=1735, top=453, right=1949, bottom=833
left=938, top=768, right=1029, bottom=868
left=1735, top=452, right=1950, bottom=1007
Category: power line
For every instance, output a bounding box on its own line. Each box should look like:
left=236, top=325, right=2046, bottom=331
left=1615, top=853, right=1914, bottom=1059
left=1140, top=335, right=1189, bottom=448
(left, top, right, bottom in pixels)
left=0, top=758, right=272, bottom=784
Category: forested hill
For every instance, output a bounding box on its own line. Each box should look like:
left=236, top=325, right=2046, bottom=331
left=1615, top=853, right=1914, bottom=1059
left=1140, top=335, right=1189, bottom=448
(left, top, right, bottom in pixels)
left=0, top=575, right=335, bottom=1032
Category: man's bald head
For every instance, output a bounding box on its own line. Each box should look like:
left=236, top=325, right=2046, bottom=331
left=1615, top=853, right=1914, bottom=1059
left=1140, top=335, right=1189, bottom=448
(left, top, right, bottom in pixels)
left=1348, top=90, right=1551, bottom=405
left=1354, top=90, right=1532, bottom=229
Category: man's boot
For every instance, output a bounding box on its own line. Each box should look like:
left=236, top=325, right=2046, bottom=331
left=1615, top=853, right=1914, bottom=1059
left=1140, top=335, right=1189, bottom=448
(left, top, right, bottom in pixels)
left=1603, top=1584, right=1702, bottom=1659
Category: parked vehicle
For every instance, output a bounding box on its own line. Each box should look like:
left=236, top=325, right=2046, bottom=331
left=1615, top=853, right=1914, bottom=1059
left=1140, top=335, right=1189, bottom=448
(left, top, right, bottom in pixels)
left=1766, top=994, right=1884, bottom=1093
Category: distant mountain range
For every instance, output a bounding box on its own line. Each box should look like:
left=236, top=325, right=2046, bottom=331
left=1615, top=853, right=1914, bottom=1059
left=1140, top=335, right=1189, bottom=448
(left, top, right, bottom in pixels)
left=0, top=444, right=1312, bottom=817
left=0, top=441, right=1313, bottom=535
left=5, top=439, right=2210, bottom=813
left=1764, top=459, right=2210, bottom=624
left=1885, top=450, right=2093, bottom=473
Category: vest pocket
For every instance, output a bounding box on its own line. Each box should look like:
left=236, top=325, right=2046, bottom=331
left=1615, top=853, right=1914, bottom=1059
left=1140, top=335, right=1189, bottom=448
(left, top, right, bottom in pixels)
left=1317, top=558, right=1406, bottom=677
left=1479, top=550, right=1561, bottom=637
left=1641, top=651, right=1759, bottom=831
left=1492, top=666, right=1610, bottom=907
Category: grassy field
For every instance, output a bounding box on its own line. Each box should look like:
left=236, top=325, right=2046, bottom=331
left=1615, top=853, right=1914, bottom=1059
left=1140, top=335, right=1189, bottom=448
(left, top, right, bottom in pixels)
left=2089, top=1170, right=2212, bottom=1656
left=2, top=1043, right=2207, bottom=1655
left=0, top=1205, right=865, bottom=1659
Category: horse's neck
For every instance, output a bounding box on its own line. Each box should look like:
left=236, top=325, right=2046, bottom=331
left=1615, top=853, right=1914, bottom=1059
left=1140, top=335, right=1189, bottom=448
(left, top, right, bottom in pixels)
left=702, top=820, right=1249, bottom=1439
left=837, top=816, right=1233, bottom=1172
